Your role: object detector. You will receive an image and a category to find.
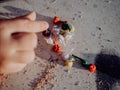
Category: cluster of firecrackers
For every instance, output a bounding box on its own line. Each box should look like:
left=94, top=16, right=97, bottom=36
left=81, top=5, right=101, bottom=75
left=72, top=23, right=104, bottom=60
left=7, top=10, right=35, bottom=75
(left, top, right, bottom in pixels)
left=42, top=16, right=96, bottom=73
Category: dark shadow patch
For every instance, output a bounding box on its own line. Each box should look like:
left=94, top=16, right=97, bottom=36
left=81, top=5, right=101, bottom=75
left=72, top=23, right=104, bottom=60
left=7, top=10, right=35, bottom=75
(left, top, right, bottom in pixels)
left=0, top=6, right=29, bottom=18
left=1, top=6, right=53, bottom=24
left=0, top=0, right=12, bottom=3
left=95, top=71, right=117, bottom=90
left=95, top=49, right=120, bottom=79
left=95, top=49, right=120, bottom=90
left=2, top=6, right=53, bottom=28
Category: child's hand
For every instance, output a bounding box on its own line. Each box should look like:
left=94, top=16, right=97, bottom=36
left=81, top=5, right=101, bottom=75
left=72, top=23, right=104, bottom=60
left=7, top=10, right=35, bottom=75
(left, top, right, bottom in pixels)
left=0, top=12, right=49, bottom=74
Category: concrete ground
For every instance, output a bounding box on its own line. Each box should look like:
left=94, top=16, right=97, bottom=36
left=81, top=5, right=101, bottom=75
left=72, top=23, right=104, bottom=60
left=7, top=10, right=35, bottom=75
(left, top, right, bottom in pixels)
left=0, top=0, right=120, bottom=90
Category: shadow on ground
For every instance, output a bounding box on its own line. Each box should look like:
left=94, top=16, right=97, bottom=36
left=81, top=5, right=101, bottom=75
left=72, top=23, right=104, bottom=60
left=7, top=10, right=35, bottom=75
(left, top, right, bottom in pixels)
left=95, top=49, right=120, bottom=90
left=0, top=0, right=11, bottom=3
left=80, top=49, right=120, bottom=90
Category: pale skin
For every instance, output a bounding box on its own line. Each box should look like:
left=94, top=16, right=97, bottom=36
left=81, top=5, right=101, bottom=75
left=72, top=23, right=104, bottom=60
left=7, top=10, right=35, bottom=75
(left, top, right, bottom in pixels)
left=0, top=12, right=49, bottom=74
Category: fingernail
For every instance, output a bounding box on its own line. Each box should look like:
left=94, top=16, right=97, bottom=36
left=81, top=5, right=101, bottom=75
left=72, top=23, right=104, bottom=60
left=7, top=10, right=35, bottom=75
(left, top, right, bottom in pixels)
left=42, top=21, right=49, bottom=30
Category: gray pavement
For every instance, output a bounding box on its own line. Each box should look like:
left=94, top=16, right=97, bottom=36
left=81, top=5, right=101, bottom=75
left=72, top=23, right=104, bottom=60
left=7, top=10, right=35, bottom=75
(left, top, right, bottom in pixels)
left=0, top=0, right=120, bottom=90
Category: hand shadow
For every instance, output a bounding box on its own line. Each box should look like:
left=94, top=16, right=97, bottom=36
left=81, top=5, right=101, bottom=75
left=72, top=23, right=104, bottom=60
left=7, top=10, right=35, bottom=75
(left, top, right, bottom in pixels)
left=0, top=0, right=12, bottom=3
left=82, top=49, right=120, bottom=90
left=95, top=49, right=120, bottom=90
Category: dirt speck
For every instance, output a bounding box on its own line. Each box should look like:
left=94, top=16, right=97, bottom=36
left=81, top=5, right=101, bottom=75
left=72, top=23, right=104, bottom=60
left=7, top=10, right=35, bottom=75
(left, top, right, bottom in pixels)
left=46, top=0, right=57, bottom=4
left=72, top=17, right=75, bottom=20
left=46, top=7, right=50, bottom=10
left=96, top=26, right=102, bottom=31
left=91, top=33, right=96, bottom=36
left=93, top=4, right=98, bottom=8
left=85, top=48, right=89, bottom=51
left=100, top=45, right=104, bottom=48
left=103, top=39, right=112, bottom=42
left=85, top=2, right=87, bottom=5
left=63, top=87, right=68, bottom=89
left=74, top=81, right=80, bottom=86
left=23, top=70, right=27, bottom=74
left=78, top=15, right=81, bottom=18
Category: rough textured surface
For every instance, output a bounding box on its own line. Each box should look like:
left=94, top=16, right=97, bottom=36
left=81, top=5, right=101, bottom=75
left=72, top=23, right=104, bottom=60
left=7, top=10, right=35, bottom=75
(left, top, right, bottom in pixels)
left=0, top=0, right=120, bottom=90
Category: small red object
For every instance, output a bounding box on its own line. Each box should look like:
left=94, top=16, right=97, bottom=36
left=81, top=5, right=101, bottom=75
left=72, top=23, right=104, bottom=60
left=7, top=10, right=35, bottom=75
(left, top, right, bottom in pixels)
left=53, top=16, right=60, bottom=24
left=52, top=32, right=61, bottom=52
left=52, top=44, right=61, bottom=52
left=88, top=64, right=96, bottom=73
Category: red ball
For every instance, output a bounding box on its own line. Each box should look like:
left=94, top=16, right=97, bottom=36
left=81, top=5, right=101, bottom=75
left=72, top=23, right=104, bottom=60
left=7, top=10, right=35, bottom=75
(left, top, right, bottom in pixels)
left=88, top=64, right=96, bottom=73
left=52, top=44, right=61, bottom=52
left=53, top=16, right=60, bottom=24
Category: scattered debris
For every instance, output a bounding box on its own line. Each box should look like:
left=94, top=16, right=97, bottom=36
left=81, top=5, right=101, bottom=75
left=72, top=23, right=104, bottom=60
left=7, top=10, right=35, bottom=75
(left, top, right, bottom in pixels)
left=33, top=57, right=58, bottom=90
